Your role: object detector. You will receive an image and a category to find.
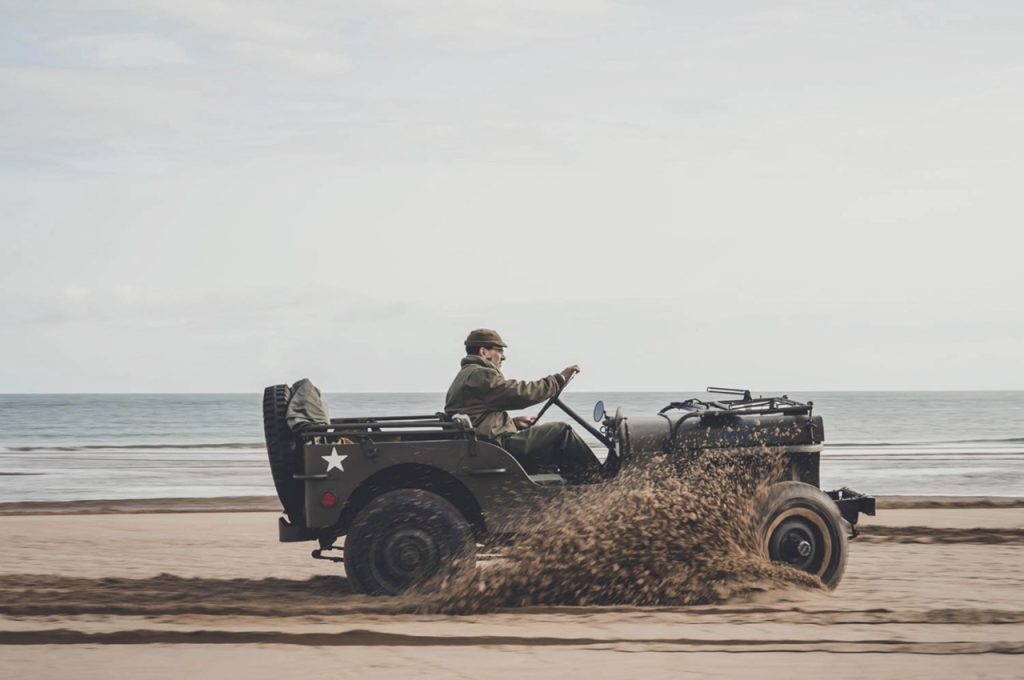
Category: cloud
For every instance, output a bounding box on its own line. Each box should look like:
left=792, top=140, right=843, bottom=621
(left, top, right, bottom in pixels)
left=361, top=0, right=648, bottom=51
left=0, top=65, right=211, bottom=129
left=63, top=286, right=92, bottom=303
left=0, top=1, right=658, bottom=173
left=12, top=0, right=645, bottom=73
left=50, top=32, right=193, bottom=67
left=155, top=2, right=351, bottom=74
left=737, top=1, right=963, bottom=30
left=7, top=0, right=352, bottom=75
left=136, top=0, right=340, bottom=47
left=0, top=64, right=219, bottom=172
left=114, top=0, right=646, bottom=55
left=0, top=284, right=398, bottom=329
left=2, top=1, right=1024, bottom=392
left=226, top=41, right=349, bottom=74
left=3, top=285, right=1021, bottom=392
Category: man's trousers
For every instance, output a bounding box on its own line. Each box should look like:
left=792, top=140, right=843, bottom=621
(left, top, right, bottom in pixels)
left=499, top=422, right=602, bottom=484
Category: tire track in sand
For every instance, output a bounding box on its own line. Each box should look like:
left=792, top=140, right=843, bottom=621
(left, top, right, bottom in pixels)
left=2, top=574, right=1023, bottom=625
left=1, top=629, right=1023, bottom=654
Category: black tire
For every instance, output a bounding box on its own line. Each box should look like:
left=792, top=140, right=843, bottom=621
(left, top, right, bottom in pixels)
left=758, top=481, right=848, bottom=589
left=344, top=489, right=476, bottom=595
left=262, top=384, right=304, bottom=522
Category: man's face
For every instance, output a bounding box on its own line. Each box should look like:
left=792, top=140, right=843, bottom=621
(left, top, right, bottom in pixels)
left=481, top=345, right=505, bottom=369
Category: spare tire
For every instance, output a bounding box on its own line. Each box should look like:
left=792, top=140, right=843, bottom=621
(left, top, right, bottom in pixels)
left=758, top=481, right=848, bottom=589
left=263, top=384, right=305, bottom=522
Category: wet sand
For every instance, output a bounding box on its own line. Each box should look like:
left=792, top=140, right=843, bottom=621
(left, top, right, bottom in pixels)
left=1, top=498, right=1022, bottom=678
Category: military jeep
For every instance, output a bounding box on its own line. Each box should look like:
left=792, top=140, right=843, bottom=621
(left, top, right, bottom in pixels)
left=263, top=383, right=874, bottom=595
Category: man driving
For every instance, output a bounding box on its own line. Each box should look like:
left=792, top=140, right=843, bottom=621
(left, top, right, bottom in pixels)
left=444, top=328, right=603, bottom=484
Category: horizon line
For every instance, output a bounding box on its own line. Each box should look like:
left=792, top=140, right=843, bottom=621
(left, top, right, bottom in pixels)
left=2, top=388, right=1023, bottom=395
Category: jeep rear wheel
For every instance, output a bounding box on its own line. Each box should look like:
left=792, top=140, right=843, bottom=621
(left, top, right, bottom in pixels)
left=344, top=489, right=476, bottom=595
left=758, top=481, right=848, bottom=589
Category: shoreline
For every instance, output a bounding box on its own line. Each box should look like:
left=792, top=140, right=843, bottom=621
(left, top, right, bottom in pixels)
left=2, top=494, right=1023, bottom=516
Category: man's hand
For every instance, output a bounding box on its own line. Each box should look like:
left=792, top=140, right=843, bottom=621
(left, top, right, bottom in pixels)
left=513, top=415, right=537, bottom=430
left=560, top=365, right=581, bottom=382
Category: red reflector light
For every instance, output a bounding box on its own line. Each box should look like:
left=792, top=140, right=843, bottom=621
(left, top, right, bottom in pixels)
left=320, top=491, right=338, bottom=508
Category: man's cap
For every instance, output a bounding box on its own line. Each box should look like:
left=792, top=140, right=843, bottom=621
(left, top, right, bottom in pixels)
left=464, top=328, right=507, bottom=348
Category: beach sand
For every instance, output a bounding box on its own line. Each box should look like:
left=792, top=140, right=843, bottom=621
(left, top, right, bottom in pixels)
left=1, top=497, right=1022, bottom=678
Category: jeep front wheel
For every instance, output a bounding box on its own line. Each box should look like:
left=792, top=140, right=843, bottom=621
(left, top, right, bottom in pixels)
left=758, top=481, right=848, bottom=589
left=343, top=489, right=475, bottom=595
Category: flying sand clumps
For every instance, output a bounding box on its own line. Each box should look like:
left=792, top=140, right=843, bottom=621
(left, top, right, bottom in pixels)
left=429, top=449, right=821, bottom=613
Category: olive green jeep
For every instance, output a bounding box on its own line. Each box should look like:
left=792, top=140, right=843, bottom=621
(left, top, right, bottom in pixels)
left=263, top=383, right=874, bottom=595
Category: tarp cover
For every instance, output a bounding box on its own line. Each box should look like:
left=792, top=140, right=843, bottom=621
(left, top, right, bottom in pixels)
left=286, top=378, right=330, bottom=432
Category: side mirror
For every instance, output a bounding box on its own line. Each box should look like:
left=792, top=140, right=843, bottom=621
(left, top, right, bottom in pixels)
left=593, top=400, right=606, bottom=422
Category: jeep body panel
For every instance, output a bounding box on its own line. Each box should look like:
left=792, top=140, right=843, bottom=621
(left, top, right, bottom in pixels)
left=302, top=438, right=562, bottom=531
left=615, top=410, right=824, bottom=487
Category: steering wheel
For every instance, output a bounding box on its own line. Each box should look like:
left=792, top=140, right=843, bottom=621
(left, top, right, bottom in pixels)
left=534, top=370, right=575, bottom=422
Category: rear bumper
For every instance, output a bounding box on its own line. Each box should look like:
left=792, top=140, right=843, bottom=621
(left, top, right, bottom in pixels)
left=826, top=487, right=876, bottom=537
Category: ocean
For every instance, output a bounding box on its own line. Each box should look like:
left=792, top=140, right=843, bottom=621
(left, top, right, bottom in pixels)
left=1, top=391, right=1022, bottom=502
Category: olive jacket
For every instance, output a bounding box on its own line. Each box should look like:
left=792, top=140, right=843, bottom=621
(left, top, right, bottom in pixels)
left=444, top=355, right=566, bottom=440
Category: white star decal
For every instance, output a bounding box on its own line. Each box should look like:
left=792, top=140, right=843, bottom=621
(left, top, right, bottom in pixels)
left=321, top=447, right=348, bottom=473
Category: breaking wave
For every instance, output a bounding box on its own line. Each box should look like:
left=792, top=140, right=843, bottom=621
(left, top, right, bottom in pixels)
left=1, top=442, right=264, bottom=453
left=827, top=437, right=1024, bottom=447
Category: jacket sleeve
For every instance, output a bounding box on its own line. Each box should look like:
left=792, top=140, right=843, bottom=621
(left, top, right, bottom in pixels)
left=467, top=368, right=565, bottom=411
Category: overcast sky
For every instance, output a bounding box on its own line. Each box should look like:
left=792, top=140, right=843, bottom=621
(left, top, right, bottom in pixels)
left=1, top=1, right=1022, bottom=392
